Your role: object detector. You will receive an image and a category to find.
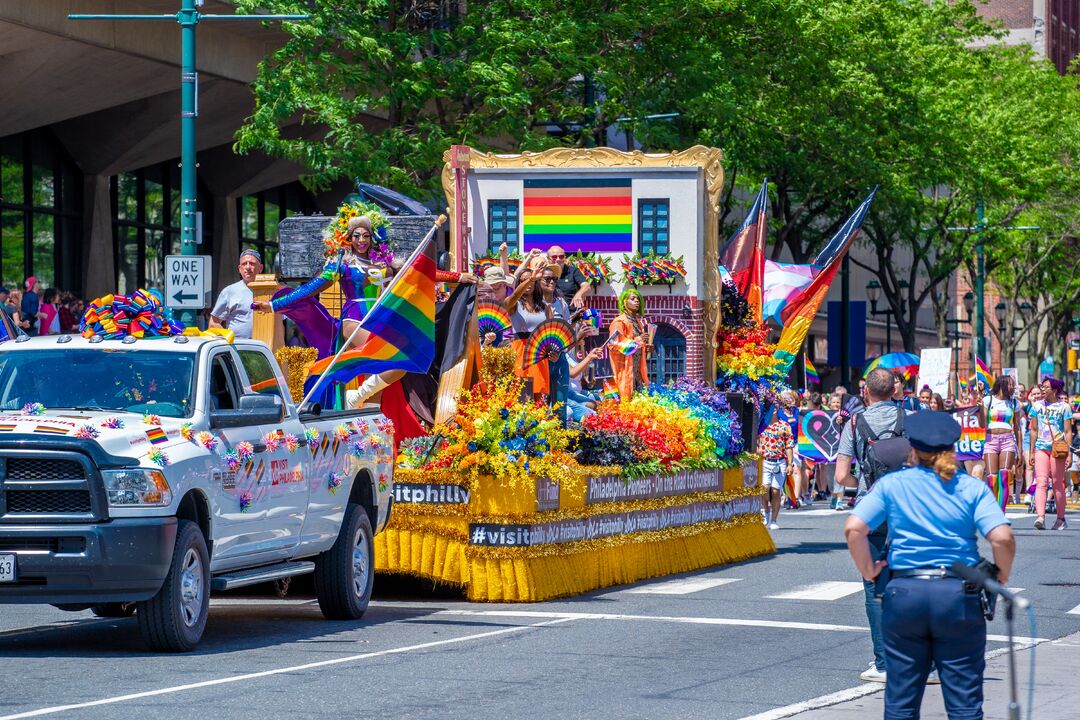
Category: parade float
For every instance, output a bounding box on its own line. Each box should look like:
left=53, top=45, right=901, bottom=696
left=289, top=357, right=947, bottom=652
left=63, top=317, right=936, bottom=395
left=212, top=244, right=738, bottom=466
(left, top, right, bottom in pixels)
left=256, top=146, right=783, bottom=601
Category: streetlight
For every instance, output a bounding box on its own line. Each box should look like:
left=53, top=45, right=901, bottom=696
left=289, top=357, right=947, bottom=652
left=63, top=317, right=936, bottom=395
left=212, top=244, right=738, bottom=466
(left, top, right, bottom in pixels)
left=945, top=291, right=975, bottom=397
left=866, top=279, right=908, bottom=353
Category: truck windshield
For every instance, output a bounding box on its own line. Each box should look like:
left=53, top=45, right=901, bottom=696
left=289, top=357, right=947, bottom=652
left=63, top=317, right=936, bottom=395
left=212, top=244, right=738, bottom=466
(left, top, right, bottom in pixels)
left=0, top=348, right=196, bottom=418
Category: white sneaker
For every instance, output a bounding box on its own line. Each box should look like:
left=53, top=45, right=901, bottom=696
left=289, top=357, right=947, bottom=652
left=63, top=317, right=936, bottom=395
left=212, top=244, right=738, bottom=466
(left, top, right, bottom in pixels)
left=859, top=662, right=887, bottom=683
left=926, top=669, right=941, bottom=685
left=768, top=521, right=780, bottom=531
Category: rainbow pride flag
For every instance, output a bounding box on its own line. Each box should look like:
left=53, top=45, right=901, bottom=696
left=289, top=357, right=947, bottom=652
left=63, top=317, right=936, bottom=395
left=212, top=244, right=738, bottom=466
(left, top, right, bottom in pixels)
left=306, top=235, right=436, bottom=388
left=804, top=356, right=820, bottom=386
left=522, top=178, right=632, bottom=253
left=601, top=380, right=620, bottom=401
left=720, top=179, right=768, bottom=321
left=972, top=357, right=993, bottom=392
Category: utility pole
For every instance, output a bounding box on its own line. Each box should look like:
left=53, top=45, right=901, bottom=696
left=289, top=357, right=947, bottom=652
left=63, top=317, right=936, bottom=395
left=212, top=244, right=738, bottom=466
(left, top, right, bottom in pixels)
left=69, top=1, right=307, bottom=325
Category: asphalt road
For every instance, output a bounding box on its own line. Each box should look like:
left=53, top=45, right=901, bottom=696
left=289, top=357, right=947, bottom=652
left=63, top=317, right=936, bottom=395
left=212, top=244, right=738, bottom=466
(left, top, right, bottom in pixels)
left=2, top=505, right=1078, bottom=720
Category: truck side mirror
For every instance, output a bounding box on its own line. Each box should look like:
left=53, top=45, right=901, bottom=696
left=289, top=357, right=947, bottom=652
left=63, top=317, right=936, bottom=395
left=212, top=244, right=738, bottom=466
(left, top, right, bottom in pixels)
left=209, top=394, right=284, bottom=428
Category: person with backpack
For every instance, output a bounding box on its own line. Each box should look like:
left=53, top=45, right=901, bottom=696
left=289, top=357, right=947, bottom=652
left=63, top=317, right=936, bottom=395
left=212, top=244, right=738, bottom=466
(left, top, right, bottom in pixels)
left=835, top=367, right=918, bottom=684
left=845, top=411, right=1014, bottom=719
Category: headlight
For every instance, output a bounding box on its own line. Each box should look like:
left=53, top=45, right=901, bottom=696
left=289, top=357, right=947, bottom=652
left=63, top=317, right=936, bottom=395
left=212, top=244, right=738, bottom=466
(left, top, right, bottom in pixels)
left=102, top=469, right=172, bottom=507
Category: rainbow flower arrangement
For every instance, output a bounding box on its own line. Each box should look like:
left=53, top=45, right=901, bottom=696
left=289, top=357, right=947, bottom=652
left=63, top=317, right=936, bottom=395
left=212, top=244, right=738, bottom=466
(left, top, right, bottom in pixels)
left=403, top=376, right=580, bottom=488
left=322, top=200, right=392, bottom=263
left=715, top=281, right=788, bottom=404
left=568, top=252, right=614, bottom=283
left=646, top=379, right=744, bottom=458
left=620, top=253, right=687, bottom=285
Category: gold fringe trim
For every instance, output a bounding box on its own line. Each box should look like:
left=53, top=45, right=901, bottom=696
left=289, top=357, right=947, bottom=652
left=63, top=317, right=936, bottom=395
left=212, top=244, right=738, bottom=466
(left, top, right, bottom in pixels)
left=374, top=517, right=775, bottom=602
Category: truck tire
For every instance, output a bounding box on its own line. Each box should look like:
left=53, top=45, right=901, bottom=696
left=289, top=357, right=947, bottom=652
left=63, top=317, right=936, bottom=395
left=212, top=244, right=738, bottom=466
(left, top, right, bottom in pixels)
left=314, top=502, right=374, bottom=620
left=135, top=519, right=209, bottom=652
left=91, top=602, right=136, bottom=618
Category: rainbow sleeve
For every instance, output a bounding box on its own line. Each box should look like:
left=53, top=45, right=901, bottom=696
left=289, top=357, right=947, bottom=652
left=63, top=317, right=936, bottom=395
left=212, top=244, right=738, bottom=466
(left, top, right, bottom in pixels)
left=270, top=263, right=338, bottom=312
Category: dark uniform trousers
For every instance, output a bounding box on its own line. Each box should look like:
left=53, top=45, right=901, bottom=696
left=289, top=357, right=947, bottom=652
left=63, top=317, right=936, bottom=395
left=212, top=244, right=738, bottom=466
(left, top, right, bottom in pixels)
left=882, top=577, right=986, bottom=720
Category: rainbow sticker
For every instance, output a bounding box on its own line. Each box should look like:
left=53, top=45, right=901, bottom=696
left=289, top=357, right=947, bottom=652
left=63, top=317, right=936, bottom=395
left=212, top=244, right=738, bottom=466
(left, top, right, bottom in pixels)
left=477, top=301, right=512, bottom=337
left=146, top=427, right=168, bottom=445
left=0, top=424, right=16, bottom=432
left=523, top=319, right=575, bottom=368
left=34, top=425, right=69, bottom=436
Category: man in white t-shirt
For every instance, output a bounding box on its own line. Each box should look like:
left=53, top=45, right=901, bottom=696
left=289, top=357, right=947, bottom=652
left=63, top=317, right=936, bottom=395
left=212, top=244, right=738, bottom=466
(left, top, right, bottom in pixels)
left=210, top=249, right=262, bottom=339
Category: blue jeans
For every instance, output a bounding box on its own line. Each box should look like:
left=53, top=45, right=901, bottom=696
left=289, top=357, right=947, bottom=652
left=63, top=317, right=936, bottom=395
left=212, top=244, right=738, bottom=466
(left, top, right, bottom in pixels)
left=862, top=530, right=888, bottom=671
left=549, top=355, right=570, bottom=425
left=883, top=578, right=985, bottom=719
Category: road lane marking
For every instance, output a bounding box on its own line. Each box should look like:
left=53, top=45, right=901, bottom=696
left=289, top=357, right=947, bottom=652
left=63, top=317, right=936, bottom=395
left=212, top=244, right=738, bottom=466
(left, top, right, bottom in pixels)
left=623, top=578, right=741, bottom=595
left=736, top=638, right=1050, bottom=720
left=1067, top=603, right=1080, bottom=615
left=767, top=581, right=864, bottom=601
left=0, top=617, right=575, bottom=720
left=796, top=509, right=849, bottom=516
left=431, top=609, right=1045, bottom=645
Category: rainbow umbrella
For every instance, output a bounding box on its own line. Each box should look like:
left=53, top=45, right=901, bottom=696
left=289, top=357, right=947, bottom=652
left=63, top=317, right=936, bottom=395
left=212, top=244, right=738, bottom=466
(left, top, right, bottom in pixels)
left=863, top=352, right=920, bottom=382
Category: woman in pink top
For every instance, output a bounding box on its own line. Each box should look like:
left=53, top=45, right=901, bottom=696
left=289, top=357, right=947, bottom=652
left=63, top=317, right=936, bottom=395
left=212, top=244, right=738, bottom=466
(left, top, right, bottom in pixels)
left=36, top=288, right=60, bottom=336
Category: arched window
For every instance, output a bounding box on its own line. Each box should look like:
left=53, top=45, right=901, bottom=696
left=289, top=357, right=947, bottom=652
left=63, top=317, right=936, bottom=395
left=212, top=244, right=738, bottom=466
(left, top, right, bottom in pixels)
left=648, top=323, right=686, bottom=384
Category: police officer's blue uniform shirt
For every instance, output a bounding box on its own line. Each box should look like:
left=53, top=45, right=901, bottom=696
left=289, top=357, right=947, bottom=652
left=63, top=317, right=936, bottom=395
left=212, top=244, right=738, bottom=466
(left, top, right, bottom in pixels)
left=852, top=466, right=1009, bottom=570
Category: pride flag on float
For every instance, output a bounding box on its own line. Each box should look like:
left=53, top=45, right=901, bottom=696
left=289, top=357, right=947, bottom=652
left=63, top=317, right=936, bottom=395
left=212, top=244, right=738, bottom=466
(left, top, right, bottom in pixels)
left=306, top=234, right=436, bottom=388
left=773, top=188, right=877, bottom=374
left=762, top=260, right=818, bottom=327
left=720, top=179, right=768, bottom=321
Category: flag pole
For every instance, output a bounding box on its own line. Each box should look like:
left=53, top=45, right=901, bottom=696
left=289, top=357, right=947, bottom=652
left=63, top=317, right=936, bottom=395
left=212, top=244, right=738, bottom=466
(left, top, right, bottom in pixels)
left=299, top=215, right=446, bottom=411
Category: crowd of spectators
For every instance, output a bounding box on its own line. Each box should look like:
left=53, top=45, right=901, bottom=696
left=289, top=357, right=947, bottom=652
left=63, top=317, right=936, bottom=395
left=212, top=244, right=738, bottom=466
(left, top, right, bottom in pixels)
left=0, top=277, right=86, bottom=336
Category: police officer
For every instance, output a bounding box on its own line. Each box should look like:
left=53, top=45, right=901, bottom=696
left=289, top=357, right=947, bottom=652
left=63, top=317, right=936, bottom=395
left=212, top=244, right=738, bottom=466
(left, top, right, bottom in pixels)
left=844, top=411, right=1016, bottom=719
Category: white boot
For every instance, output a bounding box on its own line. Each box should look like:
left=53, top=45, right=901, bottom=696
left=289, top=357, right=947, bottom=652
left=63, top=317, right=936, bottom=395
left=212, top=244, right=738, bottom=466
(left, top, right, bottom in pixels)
left=346, top=374, right=392, bottom=408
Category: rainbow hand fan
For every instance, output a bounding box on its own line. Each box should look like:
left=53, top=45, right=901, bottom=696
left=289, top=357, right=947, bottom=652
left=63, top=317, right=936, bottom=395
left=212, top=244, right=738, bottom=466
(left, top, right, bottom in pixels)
left=523, top=319, right=574, bottom=368
left=477, top=301, right=511, bottom=336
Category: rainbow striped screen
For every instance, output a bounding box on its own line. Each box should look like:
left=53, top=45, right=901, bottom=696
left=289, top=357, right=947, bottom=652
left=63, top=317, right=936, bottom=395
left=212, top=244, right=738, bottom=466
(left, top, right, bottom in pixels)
left=522, top=178, right=632, bottom=253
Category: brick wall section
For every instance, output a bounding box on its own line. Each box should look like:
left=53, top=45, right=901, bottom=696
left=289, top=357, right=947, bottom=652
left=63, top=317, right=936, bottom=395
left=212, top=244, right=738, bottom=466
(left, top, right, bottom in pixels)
left=979, top=0, right=1035, bottom=27
left=585, top=293, right=705, bottom=381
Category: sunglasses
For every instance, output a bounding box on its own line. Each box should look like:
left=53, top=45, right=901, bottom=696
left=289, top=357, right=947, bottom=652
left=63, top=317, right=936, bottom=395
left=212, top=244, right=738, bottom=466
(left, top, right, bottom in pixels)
left=549, top=253, right=566, bottom=260
left=541, top=276, right=556, bottom=283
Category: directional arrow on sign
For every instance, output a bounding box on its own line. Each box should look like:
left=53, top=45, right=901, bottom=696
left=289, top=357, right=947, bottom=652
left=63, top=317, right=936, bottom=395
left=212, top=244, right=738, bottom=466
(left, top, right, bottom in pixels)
left=172, top=291, right=199, bottom=304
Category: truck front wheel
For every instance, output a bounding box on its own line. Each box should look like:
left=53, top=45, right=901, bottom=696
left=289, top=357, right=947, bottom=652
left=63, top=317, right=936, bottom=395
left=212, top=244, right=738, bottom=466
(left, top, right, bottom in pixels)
left=314, top=502, right=374, bottom=620
left=136, top=519, right=209, bottom=652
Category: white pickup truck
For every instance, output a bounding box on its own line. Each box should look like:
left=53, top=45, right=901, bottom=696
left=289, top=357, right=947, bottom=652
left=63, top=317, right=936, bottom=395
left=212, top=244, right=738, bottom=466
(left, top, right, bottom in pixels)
left=0, top=334, right=394, bottom=651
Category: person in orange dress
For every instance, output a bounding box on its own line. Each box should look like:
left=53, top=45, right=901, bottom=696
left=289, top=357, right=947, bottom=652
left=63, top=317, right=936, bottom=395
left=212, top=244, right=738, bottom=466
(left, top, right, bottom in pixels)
left=607, top=287, right=651, bottom=401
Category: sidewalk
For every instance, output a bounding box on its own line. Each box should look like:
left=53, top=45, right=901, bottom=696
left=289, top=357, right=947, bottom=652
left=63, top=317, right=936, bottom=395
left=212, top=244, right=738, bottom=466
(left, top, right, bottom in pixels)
left=788, top=631, right=1080, bottom=719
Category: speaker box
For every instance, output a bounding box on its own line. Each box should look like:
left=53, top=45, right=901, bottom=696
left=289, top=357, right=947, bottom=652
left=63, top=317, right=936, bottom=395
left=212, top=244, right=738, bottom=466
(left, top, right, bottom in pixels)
left=725, top=392, right=758, bottom=454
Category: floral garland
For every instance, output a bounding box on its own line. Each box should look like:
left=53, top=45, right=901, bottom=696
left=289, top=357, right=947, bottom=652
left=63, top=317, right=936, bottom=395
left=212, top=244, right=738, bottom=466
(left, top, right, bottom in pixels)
left=322, top=200, right=392, bottom=263
left=401, top=376, right=582, bottom=488
left=577, top=388, right=745, bottom=478
left=620, top=253, right=687, bottom=285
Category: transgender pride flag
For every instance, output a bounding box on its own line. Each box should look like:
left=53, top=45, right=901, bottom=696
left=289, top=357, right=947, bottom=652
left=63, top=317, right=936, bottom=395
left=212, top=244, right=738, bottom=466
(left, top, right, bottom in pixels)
left=762, top=260, right=818, bottom=327
left=522, top=178, right=632, bottom=253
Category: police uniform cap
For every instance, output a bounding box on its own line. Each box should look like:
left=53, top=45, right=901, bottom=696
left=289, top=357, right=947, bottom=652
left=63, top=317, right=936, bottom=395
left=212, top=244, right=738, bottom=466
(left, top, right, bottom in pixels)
left=906, top=411, right=961, bottom=452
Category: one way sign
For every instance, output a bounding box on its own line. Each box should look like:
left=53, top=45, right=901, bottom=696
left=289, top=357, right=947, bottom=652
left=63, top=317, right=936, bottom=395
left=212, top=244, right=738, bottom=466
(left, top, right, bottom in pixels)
left=164, top=255, right=211, bottom=309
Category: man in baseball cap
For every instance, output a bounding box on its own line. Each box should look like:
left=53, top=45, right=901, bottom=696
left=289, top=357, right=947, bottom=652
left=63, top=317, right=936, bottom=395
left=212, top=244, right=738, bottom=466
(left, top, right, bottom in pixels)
left=209, top=249, right=263, bottom=339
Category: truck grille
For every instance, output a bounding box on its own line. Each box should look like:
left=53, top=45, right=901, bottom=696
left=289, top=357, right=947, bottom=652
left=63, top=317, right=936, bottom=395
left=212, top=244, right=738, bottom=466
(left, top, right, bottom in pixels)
left=6, top=490, right=93, bottom=514
left=7, top=459, right=87, bottom=483
left=0, top=537, right=86, bottom=553
left=0, top=450, right=102, bottom=522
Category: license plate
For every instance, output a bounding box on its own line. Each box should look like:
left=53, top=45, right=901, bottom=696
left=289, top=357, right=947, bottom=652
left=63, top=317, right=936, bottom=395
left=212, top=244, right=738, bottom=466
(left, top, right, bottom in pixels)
left=0, top=553, right=14, bottom=582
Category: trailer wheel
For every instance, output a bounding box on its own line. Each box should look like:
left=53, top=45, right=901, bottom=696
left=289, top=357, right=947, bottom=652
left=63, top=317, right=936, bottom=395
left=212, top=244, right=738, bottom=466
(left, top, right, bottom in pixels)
left=314, top=502, right=374, bottom=620
left=136, top=519, right=209, bottom=652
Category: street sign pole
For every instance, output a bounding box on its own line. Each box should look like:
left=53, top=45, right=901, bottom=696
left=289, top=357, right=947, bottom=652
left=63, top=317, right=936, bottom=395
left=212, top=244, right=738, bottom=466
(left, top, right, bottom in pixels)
left=69, top=2, right=307, bottom=327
